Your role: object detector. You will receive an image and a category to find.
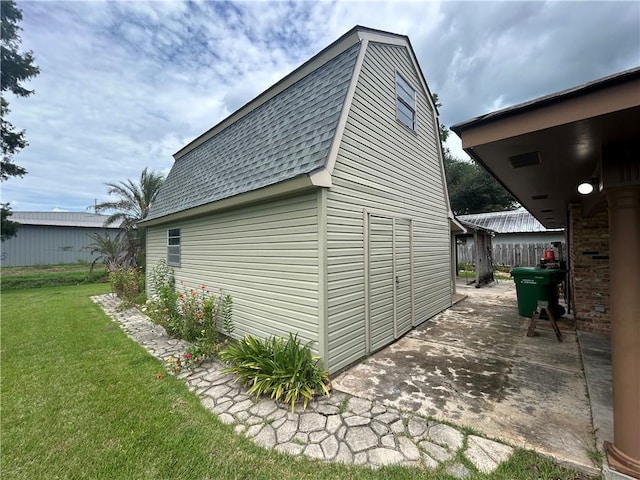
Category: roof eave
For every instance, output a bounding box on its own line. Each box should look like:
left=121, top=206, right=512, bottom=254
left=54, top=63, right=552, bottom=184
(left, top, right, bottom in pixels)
left=449, top=216, right=467, bottom=234
left=140, top=174, right=319, bottom=227
left=451, top=66, right=640, bottom=134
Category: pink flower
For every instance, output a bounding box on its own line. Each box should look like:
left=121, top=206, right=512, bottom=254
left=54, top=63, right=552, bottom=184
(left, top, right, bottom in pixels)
left=184, top=353, right=192, bottom=360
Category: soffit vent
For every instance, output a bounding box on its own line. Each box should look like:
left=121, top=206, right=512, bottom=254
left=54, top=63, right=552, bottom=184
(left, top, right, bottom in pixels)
left=532, top=194, right=548, bottom=200
left=540, top=209, right=553, bottom=213
left=509, top=151, right=541, bottom=169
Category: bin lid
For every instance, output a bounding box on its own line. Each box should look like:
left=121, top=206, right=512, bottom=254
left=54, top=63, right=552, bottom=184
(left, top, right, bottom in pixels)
left=511, top=267, right=566, bottom=277
left=511, top=267, right=536, bottom=275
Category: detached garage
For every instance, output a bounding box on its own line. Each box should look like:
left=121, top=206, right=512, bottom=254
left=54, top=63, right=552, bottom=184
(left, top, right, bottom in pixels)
left=142, top=26, right=457, bottom=373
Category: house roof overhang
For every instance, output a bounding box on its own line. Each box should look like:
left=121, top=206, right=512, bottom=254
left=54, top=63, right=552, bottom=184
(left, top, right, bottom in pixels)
left=449, top=216, right=467, bottom=234
left=451, top=67, right=640, bottom=229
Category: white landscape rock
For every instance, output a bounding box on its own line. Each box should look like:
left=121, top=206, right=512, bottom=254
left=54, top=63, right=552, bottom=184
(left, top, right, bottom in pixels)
left=368, top=448, right=405, bottom=466
left=465, top=435, right=514, bottom=473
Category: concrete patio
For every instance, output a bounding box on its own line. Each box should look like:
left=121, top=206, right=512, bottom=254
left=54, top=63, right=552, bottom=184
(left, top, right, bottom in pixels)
left=333, top=279, right=614, bottom=475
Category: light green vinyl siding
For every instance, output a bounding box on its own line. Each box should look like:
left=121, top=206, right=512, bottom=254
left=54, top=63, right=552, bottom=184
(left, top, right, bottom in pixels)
left=368, top=215, right=394, bottom=351
left=146, top=193, right=320, bottom=349
left=395, top=218, right=412, bottom=336
left=326, top=42, right=451, bottom=372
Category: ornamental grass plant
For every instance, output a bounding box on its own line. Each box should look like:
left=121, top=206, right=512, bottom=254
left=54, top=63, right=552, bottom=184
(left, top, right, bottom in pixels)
left=220, top=333, right=331, bottom=412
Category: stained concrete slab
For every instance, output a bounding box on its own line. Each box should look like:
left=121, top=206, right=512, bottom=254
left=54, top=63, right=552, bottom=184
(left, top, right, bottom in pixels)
left=333, top=280, right=601, bottom=474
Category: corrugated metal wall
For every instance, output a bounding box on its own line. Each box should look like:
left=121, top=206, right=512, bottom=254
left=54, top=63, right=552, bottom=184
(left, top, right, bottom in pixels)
left=0, top=225, right=119, bottom=267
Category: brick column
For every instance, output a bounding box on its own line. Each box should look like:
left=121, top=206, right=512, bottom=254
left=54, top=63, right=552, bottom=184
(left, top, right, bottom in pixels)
left=605, top=185, right=640, bottom=478
left=568, top=204, right=610, bottom=332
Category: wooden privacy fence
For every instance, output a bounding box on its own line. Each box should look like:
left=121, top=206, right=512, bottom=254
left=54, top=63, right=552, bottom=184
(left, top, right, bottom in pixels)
left=457, top=242, right=561, bottom=268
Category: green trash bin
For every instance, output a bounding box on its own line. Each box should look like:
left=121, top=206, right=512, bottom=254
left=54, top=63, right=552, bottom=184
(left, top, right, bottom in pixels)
left=511, top=267, right=565, bottom=318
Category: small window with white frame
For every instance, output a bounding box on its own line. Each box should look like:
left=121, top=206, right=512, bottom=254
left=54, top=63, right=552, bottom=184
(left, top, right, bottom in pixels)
left=167, top=228, right=181, bottom=266
left=396, top=72, right=416, bottom=130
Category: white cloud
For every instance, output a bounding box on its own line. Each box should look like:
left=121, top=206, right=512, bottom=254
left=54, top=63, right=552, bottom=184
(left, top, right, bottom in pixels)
left=1, top=0, right=638, bottom=211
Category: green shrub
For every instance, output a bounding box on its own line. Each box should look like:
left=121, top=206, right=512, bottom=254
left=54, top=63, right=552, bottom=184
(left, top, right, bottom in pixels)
left=169, top=286, right=231, bottom=342
left=220, top=294, right=234, bottom=337
left=110, top=268, right=144, bottom=306
left=458, top=262, right=475, bottom=272
left=144, top=261, right=180, bottom=332
left=165, top=341, right=219, bottom=373
left=493, top=263, right=511, bottom=273
left=220, top=333, right=331, bottom=412
left=143, top=261, right=235, bottom=370
left=149, top=259, right=174, bottom=296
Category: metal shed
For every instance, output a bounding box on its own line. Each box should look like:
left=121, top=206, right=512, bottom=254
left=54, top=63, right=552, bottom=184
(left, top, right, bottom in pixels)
left=1, top=212, right=121, bottom=267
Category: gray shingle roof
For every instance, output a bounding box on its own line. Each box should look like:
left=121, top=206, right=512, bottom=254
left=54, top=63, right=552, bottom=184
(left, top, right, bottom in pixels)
left=146, top=42, right=361, bottom=221
left=457, top=210, right=564, bottom=233
left=9, top=211, right=121, bottom=228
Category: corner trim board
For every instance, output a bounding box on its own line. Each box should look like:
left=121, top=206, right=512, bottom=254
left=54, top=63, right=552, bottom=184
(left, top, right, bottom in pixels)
left=308, top=168, right=333, bottom=187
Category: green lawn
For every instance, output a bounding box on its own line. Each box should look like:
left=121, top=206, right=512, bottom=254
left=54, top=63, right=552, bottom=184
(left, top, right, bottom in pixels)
left=1, top=263, right=108, bottom=290
left=0, top=284, right=595, bottom=479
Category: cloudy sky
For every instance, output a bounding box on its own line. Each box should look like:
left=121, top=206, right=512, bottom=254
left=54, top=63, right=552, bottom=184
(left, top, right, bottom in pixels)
left=3, top=0, right=639, bottom=212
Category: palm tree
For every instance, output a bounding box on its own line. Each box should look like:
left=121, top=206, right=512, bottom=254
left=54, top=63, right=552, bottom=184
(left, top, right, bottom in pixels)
left=94, top=167, right=165, bottom=269
left=95, top=167, right=165, bottom=229
left=88, top=231, right=135, bottom=273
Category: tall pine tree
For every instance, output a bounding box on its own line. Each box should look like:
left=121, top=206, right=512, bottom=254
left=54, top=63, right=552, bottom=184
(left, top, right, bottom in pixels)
left=1, top=0, right=40, bottom=240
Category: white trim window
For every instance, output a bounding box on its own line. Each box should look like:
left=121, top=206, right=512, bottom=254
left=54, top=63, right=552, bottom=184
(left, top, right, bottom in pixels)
left=167, top=228, right=181, bottom=266
left=396, top=73, right=416, bottom=130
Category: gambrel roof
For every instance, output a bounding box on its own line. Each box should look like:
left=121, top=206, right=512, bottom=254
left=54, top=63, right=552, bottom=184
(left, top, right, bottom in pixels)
left=145, top=26, right=439, bottom=225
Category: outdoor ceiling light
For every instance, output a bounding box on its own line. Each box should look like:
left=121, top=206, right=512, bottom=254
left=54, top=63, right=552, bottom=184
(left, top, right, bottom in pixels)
left=578, top=182, right=594, bottom=194
left=578, top=177, right=598, bottom=195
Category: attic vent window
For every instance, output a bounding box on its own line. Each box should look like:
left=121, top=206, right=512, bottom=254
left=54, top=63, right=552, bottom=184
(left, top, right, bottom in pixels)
left=396, top=73, right=416, bottom=130
left=509, top=151, right=540, bottom=168
left=167, top=228, right=181, bottom=266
